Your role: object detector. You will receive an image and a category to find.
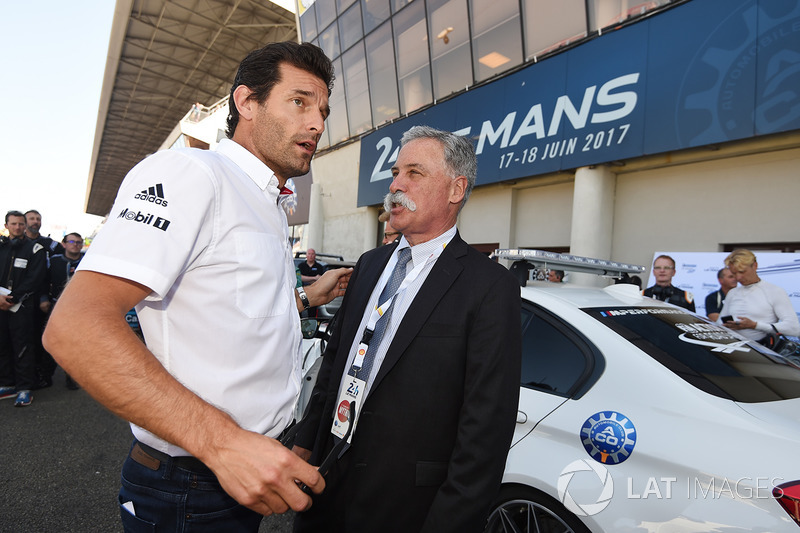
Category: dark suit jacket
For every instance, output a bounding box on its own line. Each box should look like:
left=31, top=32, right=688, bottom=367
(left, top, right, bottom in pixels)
left=294, top=232, right=521, bottom=533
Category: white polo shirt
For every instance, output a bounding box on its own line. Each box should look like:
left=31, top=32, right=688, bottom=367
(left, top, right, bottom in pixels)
left=79, top=138, right=302, bottom=456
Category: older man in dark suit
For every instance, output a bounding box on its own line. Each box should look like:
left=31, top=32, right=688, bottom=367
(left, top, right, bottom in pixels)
left=293, top=125, right=521, bottom=533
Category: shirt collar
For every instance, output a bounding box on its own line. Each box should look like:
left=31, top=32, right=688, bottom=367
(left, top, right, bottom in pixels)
left=215, top=138, right=281, bottom=198
left=396, top=225, right=457, bottom=267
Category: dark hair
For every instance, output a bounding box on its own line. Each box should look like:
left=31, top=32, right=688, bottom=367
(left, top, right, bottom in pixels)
left=225, top=41, right=334, bottom=138
left=24, top=209, right=41, bottom=217
left=5, top=210, right=25, bottom=223
left=63, top=232, right=83, bottom=243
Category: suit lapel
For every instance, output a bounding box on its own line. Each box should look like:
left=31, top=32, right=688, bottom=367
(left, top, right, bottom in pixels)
left=370, top=233, right=468, bottom=391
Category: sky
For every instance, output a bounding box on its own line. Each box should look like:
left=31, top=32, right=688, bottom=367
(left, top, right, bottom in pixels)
left=0, top=2, right=116, bottom=239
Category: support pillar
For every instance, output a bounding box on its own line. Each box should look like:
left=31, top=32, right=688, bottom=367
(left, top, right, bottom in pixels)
left=364, top=207, right=379, bottom=251
left=308, top=182, right=324, bottom=252
left=569, top=166, right=616, bottom=286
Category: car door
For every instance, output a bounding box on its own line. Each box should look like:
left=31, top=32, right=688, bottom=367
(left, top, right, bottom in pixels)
left=512, top=303, right=604, bottom=446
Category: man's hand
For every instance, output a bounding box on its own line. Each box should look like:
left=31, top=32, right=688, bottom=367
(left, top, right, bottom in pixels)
left=724, top=316, right=756, bottom=330
left=0, top=295, right=14, bottom=311
left=306, top=268, right=352, bottom=307
left=203, top=429, right=325, bottom=516
left=292, top=445, right=312, bottom=462
left=40, top=300, right=52, bottom=314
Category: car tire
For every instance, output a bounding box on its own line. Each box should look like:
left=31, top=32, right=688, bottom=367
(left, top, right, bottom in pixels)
left=484, top=484, right=591, bottom=533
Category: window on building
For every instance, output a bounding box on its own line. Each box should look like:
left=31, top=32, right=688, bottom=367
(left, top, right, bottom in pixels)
left=523, top=0, right=587, bottom=60
left=343, top=43, right=373, bottom=136
left=319, top=22, right=341, bottom=61
left=366, top=21, right=400, bottom=126
left=338, top=0, right=358, bottom=13
left=393, top=0, right=433, bottom=114
left=392, top=0, right=414, bottom=14
left=722, top=243, right=800, bottom=254
left=587, top=0, right=673, bottom=32
left=361, top=0, right=391, bottom=34
left=469, top=0, right=523, bottom=83
left=339, top=2, right=364, bottom=52
left=316, top=0, right=338, bottom=32
left=299, top=4, right=318, bottom=42
left=428, top=0, right=472, bottom=100
left=327, top=58, right=350, bottom=146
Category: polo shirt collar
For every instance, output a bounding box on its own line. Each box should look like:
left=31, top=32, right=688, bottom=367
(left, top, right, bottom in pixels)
left=216, top=138, right=281, bottom=198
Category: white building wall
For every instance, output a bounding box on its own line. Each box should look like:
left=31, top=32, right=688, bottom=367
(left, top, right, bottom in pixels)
left=311, top=142, right=375, bottom=260
left=613, top=141, right=800, bottom=272
left=509, top=179, right=574, bottom=249
left=458, top=184, right=514, bottom=249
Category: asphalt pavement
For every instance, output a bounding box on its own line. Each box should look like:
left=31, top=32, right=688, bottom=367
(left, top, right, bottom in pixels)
left=0, top=367, right=294, bottom=532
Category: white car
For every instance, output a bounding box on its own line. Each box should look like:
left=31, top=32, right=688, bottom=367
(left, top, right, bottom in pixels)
left=486, top=250, right=800, bottom=532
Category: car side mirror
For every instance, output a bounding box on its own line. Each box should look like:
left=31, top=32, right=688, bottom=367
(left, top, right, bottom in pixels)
left=301, top=318, right=320, bottom=339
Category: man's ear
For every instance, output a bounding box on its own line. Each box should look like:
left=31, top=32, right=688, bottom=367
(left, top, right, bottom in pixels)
left=232, top=85, right=257, bottom=122
left=449, top=175, right=468, bottom=205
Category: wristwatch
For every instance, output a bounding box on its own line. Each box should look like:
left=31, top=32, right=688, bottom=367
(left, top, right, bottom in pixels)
left=296, top=287, right=310, bottom=310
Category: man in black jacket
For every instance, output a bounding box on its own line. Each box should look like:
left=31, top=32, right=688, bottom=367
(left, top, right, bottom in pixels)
left=46, top=232, right=84, bottom=389
left=293, top=126, right=521, bottom=533
left=643, top=254, right=695, bottom=311
left=0, top=211, right=47, bottom=406
left=24, top=209, right=64, bottom=389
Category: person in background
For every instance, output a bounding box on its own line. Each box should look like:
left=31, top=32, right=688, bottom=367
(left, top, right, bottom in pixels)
left=44, top=41, right=351, bottom=530
left=24, top=209, right=64, bottom=389
left=717, top=249, right=800, bottom=341
left=0, top=211, right=47, bottom=406
left=293, top=125, right=521, bottom=533
left=643, top=254, right=695, bottom=311
left=45, top=232, right=85, bottom=390
left=299, top=248, right=326, bottom=286
left=705, top=267, right=737, bottom=322
left=24, top=210, right=65, bottom=258
left=379, top=210, right=400, bottom=245
left=547, top=269, right=564, bottom=283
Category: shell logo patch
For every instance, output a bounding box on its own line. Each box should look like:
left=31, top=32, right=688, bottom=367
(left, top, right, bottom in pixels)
left=580, top=411, right=636, bottom=465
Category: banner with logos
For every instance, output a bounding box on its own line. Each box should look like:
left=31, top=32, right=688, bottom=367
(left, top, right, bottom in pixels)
left=357, top=0, right=800, bottom=206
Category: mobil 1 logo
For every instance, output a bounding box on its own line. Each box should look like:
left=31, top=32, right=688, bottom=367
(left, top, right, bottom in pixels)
left=118, top=208, right=171, bottom=231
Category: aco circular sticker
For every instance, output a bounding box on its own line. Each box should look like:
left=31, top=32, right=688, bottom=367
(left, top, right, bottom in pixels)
left=580, top=411, right=636, bottom=465
left=336, top=400, right=351, bottom=424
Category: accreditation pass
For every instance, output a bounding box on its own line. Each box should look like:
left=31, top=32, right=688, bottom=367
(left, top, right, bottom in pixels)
left=331, top=374, right=365, bottom=442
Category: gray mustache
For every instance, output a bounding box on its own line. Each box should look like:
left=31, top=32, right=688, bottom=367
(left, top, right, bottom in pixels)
left=383, top=191, right=417, bottom=212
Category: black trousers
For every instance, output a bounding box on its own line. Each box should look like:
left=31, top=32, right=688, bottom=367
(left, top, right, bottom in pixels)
left=0, top=302, right=39, bottom=390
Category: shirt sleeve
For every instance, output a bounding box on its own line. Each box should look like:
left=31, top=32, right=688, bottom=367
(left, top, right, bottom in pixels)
left=764, top=284, right=800, bottom=337
left=78, top=149, right=216, bottom=298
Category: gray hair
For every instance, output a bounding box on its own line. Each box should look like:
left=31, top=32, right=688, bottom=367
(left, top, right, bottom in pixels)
left=400, top=125, right=477, bottom=210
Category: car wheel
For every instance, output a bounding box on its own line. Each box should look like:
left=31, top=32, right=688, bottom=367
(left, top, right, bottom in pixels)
left=485, top=484, right=591, bottom=533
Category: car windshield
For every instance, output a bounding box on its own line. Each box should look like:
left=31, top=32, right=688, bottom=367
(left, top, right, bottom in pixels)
left=584, top=306, right=800, bottom=402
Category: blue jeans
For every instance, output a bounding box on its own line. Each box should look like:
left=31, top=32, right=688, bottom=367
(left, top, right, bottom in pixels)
left=118, top=441, right=263, bottom=532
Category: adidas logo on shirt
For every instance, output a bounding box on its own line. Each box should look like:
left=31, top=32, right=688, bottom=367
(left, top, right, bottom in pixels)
left=134, top=183, right=168, bottom=206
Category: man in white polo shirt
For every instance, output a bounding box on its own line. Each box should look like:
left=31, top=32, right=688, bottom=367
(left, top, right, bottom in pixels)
left=44, top=41, right=350, bottom=531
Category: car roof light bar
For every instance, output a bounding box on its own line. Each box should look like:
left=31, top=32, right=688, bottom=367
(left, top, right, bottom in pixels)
left=492, top=249, right=645, bottom=278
